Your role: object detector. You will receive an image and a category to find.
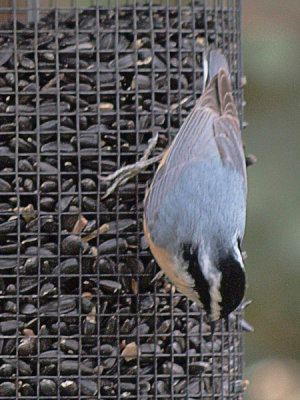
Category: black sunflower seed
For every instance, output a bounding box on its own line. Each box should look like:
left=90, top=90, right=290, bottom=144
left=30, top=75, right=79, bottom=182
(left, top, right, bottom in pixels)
left=0, top=218, right=18, bottom=234
left=40, top=180, right=57, bottom=192
left=18, top=336, right=37, bottom=356
left=60, top=380, right=78, bottom=396
left=80, top=379, right=98, bottom=396
left=41, top=141, right=74, bottom=153
left=40, top=379, right=57, bottom=396
left=98, top=238, right=128, bottom=254
left=0, top=178, right=11, bottom=192
left=0, top=258, right=17, bottom=271
left=0, top=382, right=16, bottom=396
left=61, top=235, right=83, bottom=255
left=0, top=320, right=23, bottom=334
left=0, top=363, right=14, bottom=377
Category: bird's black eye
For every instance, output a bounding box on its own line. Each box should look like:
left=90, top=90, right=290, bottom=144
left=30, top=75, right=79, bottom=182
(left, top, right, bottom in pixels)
left=182, top=243, right=193, bottom=259
left=237, top=237, right=243, bottom=252
left=219, top=255, right=246, bottom=319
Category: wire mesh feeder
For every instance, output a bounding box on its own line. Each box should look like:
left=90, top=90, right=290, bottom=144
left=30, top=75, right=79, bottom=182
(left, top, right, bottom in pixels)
left=0, top=1, right=250, bottom=399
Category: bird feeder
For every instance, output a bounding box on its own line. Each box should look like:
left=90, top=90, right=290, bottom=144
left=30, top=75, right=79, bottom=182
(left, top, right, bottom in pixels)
left=0, top=1, right=248, bottom=399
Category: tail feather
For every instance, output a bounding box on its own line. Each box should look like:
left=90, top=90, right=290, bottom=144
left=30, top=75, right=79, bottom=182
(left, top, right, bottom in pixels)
left=199, top=49, right=237, bottom=118
left=208, top=49, right=230, bottom=82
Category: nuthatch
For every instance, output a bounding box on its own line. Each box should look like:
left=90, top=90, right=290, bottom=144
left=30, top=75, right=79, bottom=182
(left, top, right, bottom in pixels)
left=143, top=49, right=247, bottom=321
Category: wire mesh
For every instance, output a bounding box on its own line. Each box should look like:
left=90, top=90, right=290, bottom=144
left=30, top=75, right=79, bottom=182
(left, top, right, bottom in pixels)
left=0, top=1, right=246, bottom=399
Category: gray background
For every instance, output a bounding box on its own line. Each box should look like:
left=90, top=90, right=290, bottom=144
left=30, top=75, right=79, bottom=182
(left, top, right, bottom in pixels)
left=242, top=0, right=300, bottom=397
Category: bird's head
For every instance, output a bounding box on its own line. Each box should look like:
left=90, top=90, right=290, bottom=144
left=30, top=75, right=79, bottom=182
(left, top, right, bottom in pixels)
left=182, top=242, right=246, bottom=321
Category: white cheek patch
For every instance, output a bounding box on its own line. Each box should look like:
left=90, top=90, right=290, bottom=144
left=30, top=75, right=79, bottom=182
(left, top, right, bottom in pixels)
left=234, top=236, right=244, bottom=267
left=171, top=255, right=203, bottom=307
left=201, top=253, right=222, bottom=321
left=171, top=252, right=222, bottom=320
left=209, top=274, right=222, bottom=321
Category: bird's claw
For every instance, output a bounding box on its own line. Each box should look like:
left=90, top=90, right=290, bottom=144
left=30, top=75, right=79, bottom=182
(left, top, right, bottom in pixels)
left=99, top=131, right=163, bottom=199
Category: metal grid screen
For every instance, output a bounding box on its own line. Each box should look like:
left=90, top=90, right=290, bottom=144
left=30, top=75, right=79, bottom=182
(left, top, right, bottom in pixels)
left=0, top=1, right=246, bottom=399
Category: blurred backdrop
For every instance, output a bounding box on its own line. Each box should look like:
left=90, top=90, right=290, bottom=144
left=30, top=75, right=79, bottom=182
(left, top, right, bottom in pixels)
left=0, top=0, right=299, bottom=397
left=242, top=0, right=300, bottom=397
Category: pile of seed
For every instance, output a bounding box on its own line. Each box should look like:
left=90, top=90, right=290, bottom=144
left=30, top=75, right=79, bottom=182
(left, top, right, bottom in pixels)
left=0, top=4, right=248, bottom=399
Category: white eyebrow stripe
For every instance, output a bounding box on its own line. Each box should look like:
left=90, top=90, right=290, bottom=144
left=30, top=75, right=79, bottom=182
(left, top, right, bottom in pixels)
left=209, top=275, right=222, bottom=321
left=201, top=253, right=222, bottom=321
left=172, top=254, right=203, bottom=307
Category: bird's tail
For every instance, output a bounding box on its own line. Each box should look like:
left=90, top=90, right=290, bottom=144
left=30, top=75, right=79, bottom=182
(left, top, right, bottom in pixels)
left=208, top=49, right=230, bottom=81
left=203, top=48, right=230, bottom=90
left=199, top=48, right=237, bottom=117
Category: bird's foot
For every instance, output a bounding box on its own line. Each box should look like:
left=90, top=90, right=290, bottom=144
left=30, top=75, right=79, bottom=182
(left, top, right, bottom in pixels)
left=99, top=131, right=163, bottom=199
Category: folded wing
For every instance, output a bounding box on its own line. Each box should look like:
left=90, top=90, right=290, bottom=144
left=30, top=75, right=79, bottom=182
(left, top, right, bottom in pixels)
left=145, top=67, right=246, bottom=237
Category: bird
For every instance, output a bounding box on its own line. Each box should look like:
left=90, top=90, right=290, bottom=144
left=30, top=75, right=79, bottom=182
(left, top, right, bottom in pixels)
left=143, top=49, right=247, bottom=322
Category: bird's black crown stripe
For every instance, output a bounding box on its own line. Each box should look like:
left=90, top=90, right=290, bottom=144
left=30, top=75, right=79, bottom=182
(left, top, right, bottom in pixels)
left=218, top=254, right=246, bottom=318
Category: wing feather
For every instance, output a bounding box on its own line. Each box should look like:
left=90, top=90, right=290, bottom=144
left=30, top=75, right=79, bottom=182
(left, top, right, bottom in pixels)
left=145, top=67, right=246, bottom=235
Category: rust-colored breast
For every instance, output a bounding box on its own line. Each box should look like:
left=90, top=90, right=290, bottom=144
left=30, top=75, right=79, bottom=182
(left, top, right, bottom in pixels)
left=143, top=217, right=201, bottom=305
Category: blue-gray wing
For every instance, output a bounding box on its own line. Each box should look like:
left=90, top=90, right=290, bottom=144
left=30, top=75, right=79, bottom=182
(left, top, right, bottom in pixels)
left=145, top=69, right=246, bottom=237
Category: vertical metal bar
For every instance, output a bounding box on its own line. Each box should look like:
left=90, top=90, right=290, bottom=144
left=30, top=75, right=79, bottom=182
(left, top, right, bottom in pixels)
left=177, top=0, right=182, bottom=132
left=74, top=0, right=82, bottom=397
left=148, top=5, right=159, bottom=398
left=95, top=0, right=102, bottom=396
left=32, top=0, right=41, bottom=397
left=27, top=0, right=39, bottom=24
left=114, top=1, right=121, bottom=398
left=12, top=1, right=20, bottom=397
left=237, top=0, right=244, bottom=124
left=237, top=0, right=245, bottom=388
left=132, top=1, right=141, bottom=398
left=54, top=1, right=62, bottom=398
left=165, top=1, right=176, bottom=399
